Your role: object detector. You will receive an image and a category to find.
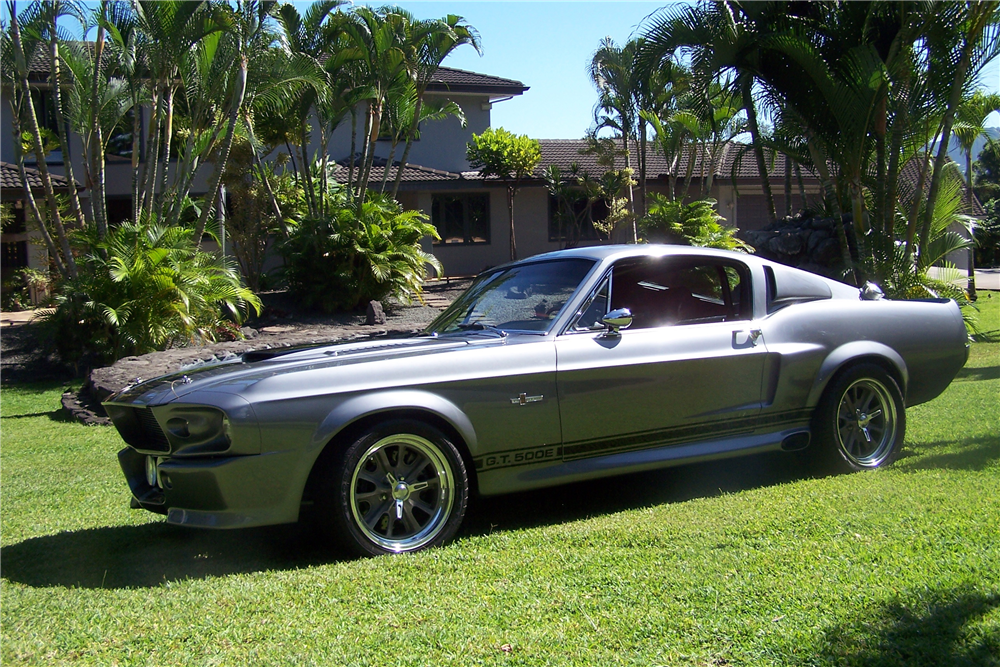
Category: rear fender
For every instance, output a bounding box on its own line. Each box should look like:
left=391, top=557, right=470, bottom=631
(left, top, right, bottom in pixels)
left=808, top=342, right=908, bottom=406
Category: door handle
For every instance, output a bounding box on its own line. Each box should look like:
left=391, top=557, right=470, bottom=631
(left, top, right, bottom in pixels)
left=734, top=328, right=763, bottom=347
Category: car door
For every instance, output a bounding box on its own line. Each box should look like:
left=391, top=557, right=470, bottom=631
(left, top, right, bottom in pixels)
left=555, top=255, right=767, bottom=462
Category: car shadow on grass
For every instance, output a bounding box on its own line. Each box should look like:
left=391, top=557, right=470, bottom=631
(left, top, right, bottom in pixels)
left=1, top=450, right=810, bottom=589
left=953, top=364, right=1000, bottom=382
left=895, top=435, right=1000, bottom=473
left=462, top=450, right=809, bottom=538
left=818, top=587, right=1000, bottom=667
left=0, top=520, right=342, bottom=589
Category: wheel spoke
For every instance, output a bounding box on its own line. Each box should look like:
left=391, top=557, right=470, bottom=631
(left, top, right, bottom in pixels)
left=362, top=499, right=392, bottom=529
left=407, top=479, right=435, bottom=493
left=400, top=504, right=423, bottom=534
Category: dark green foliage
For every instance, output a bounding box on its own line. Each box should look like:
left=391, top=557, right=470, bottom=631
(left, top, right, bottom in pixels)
left=43, top=219, right=261, bottom=364
left=279, top=195, right=442, bottom=313
left=976, top=199, right=1000, bottom=268
left=639, top=194, right=752, bottom=252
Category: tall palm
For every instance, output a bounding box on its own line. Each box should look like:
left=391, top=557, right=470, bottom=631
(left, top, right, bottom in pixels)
left=4, top=0, right=81, bottom=277
left=953, top=90, right=1000, bottom=298
left=918, top=1, right=1000, bottom=259
left=639, top=2, right=781, bottom=226
left=390, top=14, right=480, bottom=198
left=343, top=6, right=409, bottom=205
left=129, top=0, right=224, bottom=222
left=590, top=36, right=640, bottom=239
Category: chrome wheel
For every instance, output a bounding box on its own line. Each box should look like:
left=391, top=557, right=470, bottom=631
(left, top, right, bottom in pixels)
left=349, top=433, right=455, bottom=552
left=834, top=377, right=898, bottom=467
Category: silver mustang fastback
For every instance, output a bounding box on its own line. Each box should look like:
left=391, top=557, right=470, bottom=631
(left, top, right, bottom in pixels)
left=105, top=245, right=969, bottom=556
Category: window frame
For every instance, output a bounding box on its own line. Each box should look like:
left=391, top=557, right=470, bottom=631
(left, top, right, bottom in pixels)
left=431, top=191, right=491, bottom=246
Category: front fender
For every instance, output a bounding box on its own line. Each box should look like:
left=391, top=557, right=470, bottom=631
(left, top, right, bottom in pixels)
left=313, top=389, right=478, bottom=454
left=808, top=341, right=908, bottom=406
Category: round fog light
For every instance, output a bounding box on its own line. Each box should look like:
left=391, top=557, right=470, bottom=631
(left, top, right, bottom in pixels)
left=145, top=455, right=158, bottom=487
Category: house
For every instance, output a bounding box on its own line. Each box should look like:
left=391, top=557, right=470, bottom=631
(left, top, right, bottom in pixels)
left=3, top=55, right=977, bottom=281
left=0, top=161, right=75, bottom=299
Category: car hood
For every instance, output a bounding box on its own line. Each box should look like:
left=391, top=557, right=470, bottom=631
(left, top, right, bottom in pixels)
left=105, top=334, right=512, bottom=407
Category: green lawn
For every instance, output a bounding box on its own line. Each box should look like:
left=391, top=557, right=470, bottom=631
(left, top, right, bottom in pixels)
left=2, top=304, right=998, bottom=666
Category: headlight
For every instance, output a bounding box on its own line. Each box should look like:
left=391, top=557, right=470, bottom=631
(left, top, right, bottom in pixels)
left=158, top=407, right=233, bottom=455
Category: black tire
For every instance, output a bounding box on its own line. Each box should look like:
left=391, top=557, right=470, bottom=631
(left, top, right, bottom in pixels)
left=811, top=363, right=906, bottom=474
left=317, top=419, right=468, bottom=557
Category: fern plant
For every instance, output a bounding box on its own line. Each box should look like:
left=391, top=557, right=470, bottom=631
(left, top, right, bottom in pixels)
left=45, top=218, right=260, bottom=363
left=280, top=194, right=441, bottom=312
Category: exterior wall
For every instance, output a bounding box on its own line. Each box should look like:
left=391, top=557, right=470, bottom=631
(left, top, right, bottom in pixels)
left=320, top=93, right=492, bottom=173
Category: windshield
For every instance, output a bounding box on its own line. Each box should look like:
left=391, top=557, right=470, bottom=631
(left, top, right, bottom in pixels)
left=426, top=258, right=596, bottom=335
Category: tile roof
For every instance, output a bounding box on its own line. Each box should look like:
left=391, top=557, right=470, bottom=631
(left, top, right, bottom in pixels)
left=332, top=155, right=461, bottom=184
left=1, top=161, right=73, bottom=191
left=426, top=67, right=528, bottom=96
left=535, top=139, right=807, bottom=181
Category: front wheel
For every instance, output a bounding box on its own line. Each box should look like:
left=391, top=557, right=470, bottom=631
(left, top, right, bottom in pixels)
left=318, top=420, right=469, bottom=557
left=812, top=364, right=906, bottom=473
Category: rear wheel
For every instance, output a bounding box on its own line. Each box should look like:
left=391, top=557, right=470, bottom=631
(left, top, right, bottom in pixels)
left=812, top=364, right=905, bottom=473
left=318, top=420, right=468, bottom=556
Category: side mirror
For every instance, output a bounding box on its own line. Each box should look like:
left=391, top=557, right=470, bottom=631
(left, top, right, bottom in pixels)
left=860, top=282, right=884, bottom=301
left=601, top=308, right=633, bottom=336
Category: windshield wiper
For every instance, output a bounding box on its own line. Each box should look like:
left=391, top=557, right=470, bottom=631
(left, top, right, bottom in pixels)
left=454, top=322, right=508, bottom=338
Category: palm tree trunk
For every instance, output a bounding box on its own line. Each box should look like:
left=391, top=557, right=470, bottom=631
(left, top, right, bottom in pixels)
left=158, top=86, right=176, bottom=219
left=299, top=122, right=317, bottom=217
left=391, top=94, right=423, bottom=199
left=621, top=132, right=637, bottom=242
left=9, top=9, right=77, bottom=278
left=347, top=109, right=358, bottom=206
left=245, top=113, right=283, bottom=222
left=130, top=96, right=143, bottom=223
left=919, top=8, right=982, bottom=254
left=808, top=137, right=856, bottom=285
left=507, top=185, right=517, bottom=261
left=358, top=99, right=382, bottom=205
left=380, top=139, right=399, bottom=193
left=784, top=154, right=792, bottom=218
left=89, top=22, right=109, bottom=240
left=638, top=122, right=648, bottom=217
left=195, top=57, right=247, bottom=248
left=742, top=77, right=776, bottom=225
left=47, top=27, right=85, bottom=231
left=9, top=107, right=68, bottom=277
left=142, top=87, right=162, bottom=221
left=967, top=151, right=978, bottom=300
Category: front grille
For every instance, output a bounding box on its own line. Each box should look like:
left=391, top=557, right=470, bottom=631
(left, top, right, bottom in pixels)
left=135, top=408, right=170, bottom=452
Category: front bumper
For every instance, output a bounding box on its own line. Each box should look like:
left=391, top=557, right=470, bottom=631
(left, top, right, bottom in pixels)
left=118, top=447, right=305, bottom=529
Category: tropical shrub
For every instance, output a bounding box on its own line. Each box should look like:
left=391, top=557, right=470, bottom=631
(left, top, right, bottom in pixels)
left=221, top=139, right=307, bottom=291
left=44, top=219, right=261, bottom=364
left=279, top=195, right=442, bottom=313
left=639, top=194, right=752, bottom=252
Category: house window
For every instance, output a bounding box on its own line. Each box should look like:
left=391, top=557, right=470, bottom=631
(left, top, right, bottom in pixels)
left=547, top=194, right=606, bottom=243
left=432, top=193, right=490, bottom=245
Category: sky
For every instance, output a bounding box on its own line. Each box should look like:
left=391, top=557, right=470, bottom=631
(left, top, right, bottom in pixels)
left=347, top=0, right=1000, bottom=140
left=6, top=0, right=999, bottom=139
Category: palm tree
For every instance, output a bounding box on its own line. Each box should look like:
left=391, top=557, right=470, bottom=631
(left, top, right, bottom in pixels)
left=4, top=0, right=78, bottom=278
left=590, top=37, right=640, bottom=239
left=952, top=90, right=1000, bottom=299
left=343, top=6, right=409, bottom=205
left=390, top=14, right=480, bottom=198
left=639, top=2, right=781, bottom=226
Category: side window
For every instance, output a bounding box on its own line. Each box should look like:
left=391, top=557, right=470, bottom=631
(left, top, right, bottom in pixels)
left=609, top=258, right=751, bottom=329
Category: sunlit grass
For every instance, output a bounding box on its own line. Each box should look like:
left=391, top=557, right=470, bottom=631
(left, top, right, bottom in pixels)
left=2, top=316, right=998, bottom=666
